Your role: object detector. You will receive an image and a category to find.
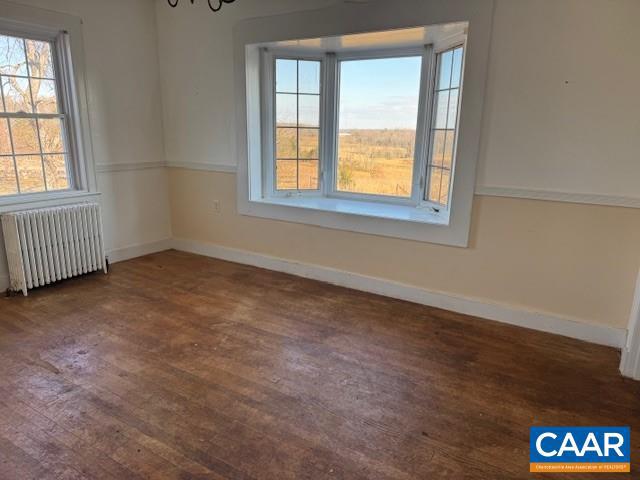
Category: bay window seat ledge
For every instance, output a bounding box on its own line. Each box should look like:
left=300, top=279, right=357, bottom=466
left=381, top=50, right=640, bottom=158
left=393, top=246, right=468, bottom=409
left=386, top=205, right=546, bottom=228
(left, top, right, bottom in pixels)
left=250, top=195, right=450, bottom=225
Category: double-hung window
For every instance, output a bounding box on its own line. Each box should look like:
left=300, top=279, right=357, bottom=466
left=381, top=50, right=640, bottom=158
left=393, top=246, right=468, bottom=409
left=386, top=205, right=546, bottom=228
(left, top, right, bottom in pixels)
left=0, top=5, right=90, bottom=206
left=261, top=35, right=466, bottom=212
left=0, top=32, right=70, bottom=196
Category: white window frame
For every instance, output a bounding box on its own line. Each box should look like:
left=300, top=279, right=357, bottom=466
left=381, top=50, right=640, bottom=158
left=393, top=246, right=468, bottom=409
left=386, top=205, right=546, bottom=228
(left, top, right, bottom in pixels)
left=262, top=37, right=466, bottom=208
left=262, top=50, right=326, bottom=198
left=0, top=1, right=97, bottom=211
left=424, top=37, right=468, bottom=209
left=235, top=0, right=494, bottom=247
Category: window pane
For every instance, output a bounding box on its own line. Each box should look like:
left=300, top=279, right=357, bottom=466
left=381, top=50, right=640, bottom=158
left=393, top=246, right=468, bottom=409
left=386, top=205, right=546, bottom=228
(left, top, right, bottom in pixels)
left=0, top=119, right=11, bottom=155
left=273, top=58, right=321, bottom=192
left=0, top=157, right=18, bottom=195
left=428, top=167, right=443, bottom=204
left=431, top=130, right=446, bottom=168
left=10, top=118, right=40, bottom=154
left=298, top=60, right=320, bottom=94
left=44, top=154, right=69, bottom=191
left=437, top=50, right=453, bottom=90
left=298, top=160, right=319, bottom=190
left=427, top=46, right=464, bottom=207
left=16, top=155, right=45, bottom=193
left=451, top=47, right=463, bottom=89
left=2, top=75, right=33, bottom=113
left=31, top=79, right=59, bottom=114
left=25, top=39, right=55, bottom=79
left=438, top=168, right=451, bottom=204
left=447, top=88, right=459, bottom=129
left=276, top=159, right=297, bottom=190
left=434, top=91, right=449, bottom=129
left=276, top=59, right=297, bottom=93
left=299, top=94, right=319, bottom=127
left=443, top=130, right=455, bottom=169
left=38, top=118, right=65, bottom=153
left=0, top=35, right=27, bottom=76
left=276, top=128, right=297, bottom=158
left=298, top=128, right=318, bottom=159
left=276, top=93, right=296, bottom=127
left=336, top=56, right=421, bottom=197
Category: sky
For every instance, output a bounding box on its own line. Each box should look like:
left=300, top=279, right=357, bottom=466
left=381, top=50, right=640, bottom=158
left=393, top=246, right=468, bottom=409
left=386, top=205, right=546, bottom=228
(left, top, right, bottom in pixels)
left=276, top=49, right=463, bottom=131
left=276, top=56, right=422, bottom=130
left=338, top=56, right=423, bottom=130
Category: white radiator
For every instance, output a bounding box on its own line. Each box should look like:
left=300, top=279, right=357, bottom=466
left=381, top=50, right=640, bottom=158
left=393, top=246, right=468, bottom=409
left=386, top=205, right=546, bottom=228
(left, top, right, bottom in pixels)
left=1, top=203, right=107, bottom=296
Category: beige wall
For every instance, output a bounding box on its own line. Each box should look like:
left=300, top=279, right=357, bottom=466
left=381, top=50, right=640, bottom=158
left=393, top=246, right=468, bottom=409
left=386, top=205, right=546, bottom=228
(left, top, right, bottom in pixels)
left=158, top=0, right=640, bottom=330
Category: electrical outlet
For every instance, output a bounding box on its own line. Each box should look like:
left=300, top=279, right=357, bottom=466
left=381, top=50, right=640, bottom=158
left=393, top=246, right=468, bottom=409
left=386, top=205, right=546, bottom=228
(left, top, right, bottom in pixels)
left=212, top=200, right=221, bottom=213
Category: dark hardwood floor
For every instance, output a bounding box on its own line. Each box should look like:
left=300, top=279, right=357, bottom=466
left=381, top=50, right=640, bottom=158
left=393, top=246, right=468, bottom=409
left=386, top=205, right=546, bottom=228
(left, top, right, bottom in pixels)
left=0, top=250, right=638, bottom=479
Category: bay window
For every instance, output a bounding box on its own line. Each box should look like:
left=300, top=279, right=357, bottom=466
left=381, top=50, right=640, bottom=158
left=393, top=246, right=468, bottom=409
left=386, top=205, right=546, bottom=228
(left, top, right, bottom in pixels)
left=237, top=10, right=492, bottom=247
left=262, top=36, right=466, bottom=211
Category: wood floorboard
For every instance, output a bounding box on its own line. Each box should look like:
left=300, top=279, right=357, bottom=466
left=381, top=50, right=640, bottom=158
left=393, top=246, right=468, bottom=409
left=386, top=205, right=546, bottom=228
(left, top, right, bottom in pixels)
left=0, top=249, right=638, bottom=479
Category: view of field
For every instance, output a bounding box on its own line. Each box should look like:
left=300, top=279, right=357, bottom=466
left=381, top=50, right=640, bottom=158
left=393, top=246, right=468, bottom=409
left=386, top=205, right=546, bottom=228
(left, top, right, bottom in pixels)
left=275, top=126, right=454, bottom=200
left=0, top=34, right=69, bottom=196
left=337, top=129, right=415, bottom=197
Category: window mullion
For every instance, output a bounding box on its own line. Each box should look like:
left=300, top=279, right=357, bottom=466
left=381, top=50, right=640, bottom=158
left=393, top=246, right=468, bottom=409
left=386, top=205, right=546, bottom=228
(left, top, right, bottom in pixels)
left=321, top=52, right=337, bottom=197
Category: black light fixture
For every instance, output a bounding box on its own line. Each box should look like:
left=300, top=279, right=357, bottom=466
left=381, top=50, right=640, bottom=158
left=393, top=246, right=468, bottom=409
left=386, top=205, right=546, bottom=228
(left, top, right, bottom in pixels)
left=168, top=0, right=236, bottom=13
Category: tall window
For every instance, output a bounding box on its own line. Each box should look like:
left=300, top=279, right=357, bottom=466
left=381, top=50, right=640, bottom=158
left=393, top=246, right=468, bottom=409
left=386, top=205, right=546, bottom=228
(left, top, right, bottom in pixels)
left=274, top=59, right=321, bottom=191
left=426, top=46, right=464, bottom=206
left=0, top=32, right=70, bottom=197
left=262, top=41, right=466, bottom=210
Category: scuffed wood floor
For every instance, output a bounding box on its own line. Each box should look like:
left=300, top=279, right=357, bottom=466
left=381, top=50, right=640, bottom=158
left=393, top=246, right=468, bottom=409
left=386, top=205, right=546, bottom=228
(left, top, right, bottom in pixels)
left=0, top=250, right=638, bottom=479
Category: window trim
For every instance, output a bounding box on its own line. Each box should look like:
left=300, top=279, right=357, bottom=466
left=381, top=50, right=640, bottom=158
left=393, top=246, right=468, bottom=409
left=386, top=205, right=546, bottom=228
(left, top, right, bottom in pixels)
left=235, top=0, right=494, bottom=247
left=0, top=1, right=96, bottom=208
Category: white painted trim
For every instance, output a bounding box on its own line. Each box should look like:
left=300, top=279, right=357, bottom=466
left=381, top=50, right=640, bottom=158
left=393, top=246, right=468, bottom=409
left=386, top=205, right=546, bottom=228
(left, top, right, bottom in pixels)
left=476, top=186, right=640, bottom=209
left=106, top=238, right=173, bottom=265
left=167, top=162, right=238, bottom=173
left=172, top=238, right=626, bottom=348
left=620, top=270, right=640, bottom=379
left=96, top=162, right=166, bottom=173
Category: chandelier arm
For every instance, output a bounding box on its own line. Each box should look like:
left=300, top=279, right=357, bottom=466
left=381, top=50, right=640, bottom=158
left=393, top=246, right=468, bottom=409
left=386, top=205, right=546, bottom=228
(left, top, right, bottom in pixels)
left=207, top=0, right=236, bottom=12
left=167, top=0, right=236, bottom=12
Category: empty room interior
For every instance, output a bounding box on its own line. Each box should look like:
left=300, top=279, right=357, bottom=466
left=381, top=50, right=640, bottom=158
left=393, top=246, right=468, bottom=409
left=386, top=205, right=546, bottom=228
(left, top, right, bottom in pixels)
left=0, top=0, right=639, bottom=478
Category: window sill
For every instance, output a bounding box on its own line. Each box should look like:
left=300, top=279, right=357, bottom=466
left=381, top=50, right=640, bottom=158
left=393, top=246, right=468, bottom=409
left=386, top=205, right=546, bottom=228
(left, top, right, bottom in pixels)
left=256, top=195, right=449, bottom=225
left=0, top=190, right=101, bottom=213
left=239, top=194, right=469, bottom=247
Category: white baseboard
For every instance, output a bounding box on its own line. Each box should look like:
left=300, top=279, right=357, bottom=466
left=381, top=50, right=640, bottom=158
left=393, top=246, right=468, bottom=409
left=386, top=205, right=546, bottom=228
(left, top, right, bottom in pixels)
left=172, top=238, right=626, bottom=349
left=106, top=238, right=173, bottom=264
